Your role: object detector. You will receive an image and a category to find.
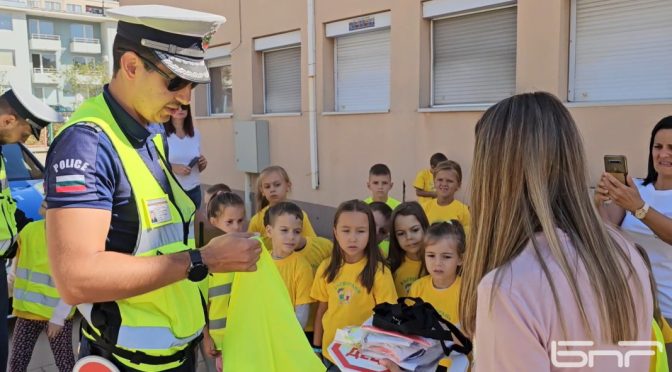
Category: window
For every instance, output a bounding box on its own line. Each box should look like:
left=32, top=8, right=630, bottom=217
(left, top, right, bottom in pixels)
left=66, top=4, right=82, bottom=13
left=29, top=19, right=54, bottom=35
left=207, top=58, right=233, bottom=115
left=262, top=47, right=301, bottom=113
left=32, top=53, right=56, bottom=72
left=0, top=14, right=12, bottom=31
left=431, top=5, right=517, bottom=105
left=70, top=23, right=94, bottom=40
left=85, top=5, right=103, bottom=15
left=570, top=0, right=672, bottom=102
left=32, top=86, right=57, bottom=105
left=44, top=1, right=61, bottom=11
left=334, top=28, right=390, bottom=112
left=72, top=55, right=95, bottom=66
left=0, top=50, right=14, bottom=66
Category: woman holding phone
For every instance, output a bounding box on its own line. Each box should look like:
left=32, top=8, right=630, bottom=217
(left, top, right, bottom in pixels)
left=596, top=116, right=672, bottom=334
left=165, top=104, right=208, bottom=208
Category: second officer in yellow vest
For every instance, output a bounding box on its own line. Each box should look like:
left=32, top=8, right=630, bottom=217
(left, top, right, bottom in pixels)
left=44, top=5, right=261, bottom=371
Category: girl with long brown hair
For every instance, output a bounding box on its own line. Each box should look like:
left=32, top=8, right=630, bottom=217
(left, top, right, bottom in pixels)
left=460, top=92, right=652, bottom=371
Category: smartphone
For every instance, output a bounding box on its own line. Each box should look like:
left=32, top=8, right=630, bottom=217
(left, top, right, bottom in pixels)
left=604, top=155, right=628, bottom=184
left=188, top=156, right=200, bottom=168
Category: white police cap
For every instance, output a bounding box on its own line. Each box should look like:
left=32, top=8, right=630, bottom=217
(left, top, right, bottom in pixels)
left=106, top=5, right=226, bottom=84
left=2, top=83, right=63, bottom=138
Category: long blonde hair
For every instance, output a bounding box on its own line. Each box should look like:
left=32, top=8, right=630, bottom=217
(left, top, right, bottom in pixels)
left=459, top=92, right=642, bottom=343
left=255, top=165, right=291, bottom=212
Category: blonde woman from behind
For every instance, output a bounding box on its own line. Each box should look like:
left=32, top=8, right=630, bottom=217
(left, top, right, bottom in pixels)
left=460, top=92, right=653, bottom=372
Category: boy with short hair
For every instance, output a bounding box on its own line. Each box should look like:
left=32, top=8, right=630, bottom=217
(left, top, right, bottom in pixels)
left=414, top=152, right=448, bottom=205
left=364, top=163, right=400, bottom=210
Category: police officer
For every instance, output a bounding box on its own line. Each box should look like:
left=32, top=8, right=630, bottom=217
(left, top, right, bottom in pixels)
left=44, top=5, right=261, bottom=371
left=0, top=85, right=61, bottom=371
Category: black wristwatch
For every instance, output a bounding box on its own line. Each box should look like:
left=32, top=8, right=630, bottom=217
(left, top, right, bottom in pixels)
left=187, top=249, right=208, bottom=282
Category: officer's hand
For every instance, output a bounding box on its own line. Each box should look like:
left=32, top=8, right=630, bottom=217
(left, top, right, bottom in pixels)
left=47, top=322, right=64, bottom=340
left=202, top=233, right=261, bottom=273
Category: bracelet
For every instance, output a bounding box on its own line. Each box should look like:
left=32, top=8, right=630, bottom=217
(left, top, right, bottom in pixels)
left=312, top=346, right=322, bottom=353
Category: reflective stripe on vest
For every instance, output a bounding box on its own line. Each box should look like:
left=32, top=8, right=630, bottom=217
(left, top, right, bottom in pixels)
left=207, top=272, right=234, bottom=351
left=0, top=155, right=17, bottom=257
left=208, top=283, right=231, bottom=299
left=13, top=220, right=68, bottom=320
left=61, top=95, right=202, bottom=372
left=117, top=326, right=202, bottom=350
left=209, top=317, right=227, bottom=331
left=14, top=288, right=59, bottom=308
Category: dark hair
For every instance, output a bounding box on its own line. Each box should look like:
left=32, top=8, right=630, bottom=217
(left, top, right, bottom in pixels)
left=163, top=104, right=194, bottom=137
left=263, top=201, right=304, bottom=227
left=433, top=159, right=463, bottom=184
left=207, top=191, right=244, bottom=219
left=369, top=202, right=392, bottom=221
left=419, top=220, right=466, bottom=276
left=324, top=199, right=386, bottom=293
left=387, top=202, right=430, bottom=273
left=633, top=243, right=662, bottom=327
left=430, top=153, right=448, bottom=168
left=643, top=116, right=672, bottom=186
left=206, top=183, right=232, bottom=196
left=112, top=35, right=159, bottom=77
left=369, top=163, right=392, bottom=177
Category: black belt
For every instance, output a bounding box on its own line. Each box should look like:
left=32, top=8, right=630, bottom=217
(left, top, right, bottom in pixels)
left=84, top=324, right=202, bottom=366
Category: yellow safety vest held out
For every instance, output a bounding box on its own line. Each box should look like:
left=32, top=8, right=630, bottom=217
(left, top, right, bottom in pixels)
left=0, top=154, right=17, bottom=257
left=13, top=220, right=71, bottom=320
left=59, top=95, right=203, bottom=371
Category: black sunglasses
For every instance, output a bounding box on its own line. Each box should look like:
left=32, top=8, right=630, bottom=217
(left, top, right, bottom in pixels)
left=121, top=49, right=197, bottom=92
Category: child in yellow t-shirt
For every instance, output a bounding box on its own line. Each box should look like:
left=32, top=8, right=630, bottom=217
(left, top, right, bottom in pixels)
left=414, top=152, right=447, bottom=205
left=364, top=163, right=401, bottom=210
left=248, top=165, right=317, bottom=237
left=369, top=201, right=392, bottom=258
left=202, top=190, right=247, bottom=371
left=265, top=202, right=315, bottom=330
left=310, top=200, right=398, bottom=365
left=388, top=202, right=430, bottom=296
left=421, top=160, right=471, bottom=235
left=409, top=220, right=466, bottom=326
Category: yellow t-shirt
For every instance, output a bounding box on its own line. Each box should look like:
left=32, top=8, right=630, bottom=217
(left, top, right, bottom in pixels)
left=364, top=196, right=401, bottom=210
left=413, top=169, right=434, bottom=205
left=409, top=275, right=461, bottom=325
left=273, top=252, right=315, bottom=308
left=262, top=236, right=332, bottom=273
left=248, top=205, right=317, bottom=237
left=394, top=258, right=422, bottom=297
left=422, top=199, right=471, bottom=234
left=310, top=258, right=398, bottom=361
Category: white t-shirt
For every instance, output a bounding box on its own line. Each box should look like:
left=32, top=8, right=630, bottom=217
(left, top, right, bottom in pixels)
left=166, top=129, right=201, bottom=191
left=622, top=178, right=672, bottom=317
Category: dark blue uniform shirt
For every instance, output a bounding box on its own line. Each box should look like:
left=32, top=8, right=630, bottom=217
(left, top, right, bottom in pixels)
left=45, top=85, right=170, bottom=254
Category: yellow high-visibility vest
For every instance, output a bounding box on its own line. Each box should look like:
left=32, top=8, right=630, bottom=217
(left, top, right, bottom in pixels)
left=58, top=95, right=203, bottom=371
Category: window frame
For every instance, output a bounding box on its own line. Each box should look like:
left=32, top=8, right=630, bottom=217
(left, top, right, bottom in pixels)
left=0, top=50, right=14, bottom=67
left=261, top=45, right=301, bottom=114
left=31, top=52, right=56, bottom=72
left=29, top=19, right=55, bottom=36
left=429, top=3, right=517, bottom=107
left=0, top=13, right=12, bottom=31
left=66, top=4, right=82, bottom=13
left=70, top=23, right=94, bottom=40
left=205, top=57, right=233, bottom=116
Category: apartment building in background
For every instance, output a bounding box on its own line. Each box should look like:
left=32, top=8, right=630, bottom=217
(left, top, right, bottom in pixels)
left=125, top=0, right=672, bottom=235
left=0, top=0, right=117, bottom=111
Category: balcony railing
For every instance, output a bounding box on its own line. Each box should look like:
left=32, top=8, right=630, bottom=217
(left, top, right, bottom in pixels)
left=33, top=67, right=57, bottom=73
left=31, top=33, right=60, bottom=41
left=72, top=37, right=99, bottom=44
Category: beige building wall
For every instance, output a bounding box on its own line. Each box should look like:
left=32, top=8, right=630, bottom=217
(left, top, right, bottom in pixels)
left=119, top=0, right=671, bottom=235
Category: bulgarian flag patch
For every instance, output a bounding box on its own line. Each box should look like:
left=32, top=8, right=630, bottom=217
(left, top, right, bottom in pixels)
left=55, top=175, right=86, bottom=193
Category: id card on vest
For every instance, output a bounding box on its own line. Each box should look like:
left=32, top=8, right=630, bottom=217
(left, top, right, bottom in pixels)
left=144, top=196, right=172, bottom=228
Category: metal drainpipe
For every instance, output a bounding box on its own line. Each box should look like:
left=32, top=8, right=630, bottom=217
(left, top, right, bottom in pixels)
left=307, top=0, right=319, bottom=189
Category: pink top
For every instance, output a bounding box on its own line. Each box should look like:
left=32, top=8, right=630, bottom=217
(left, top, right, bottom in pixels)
left=473, top=228, right=653, bottom=372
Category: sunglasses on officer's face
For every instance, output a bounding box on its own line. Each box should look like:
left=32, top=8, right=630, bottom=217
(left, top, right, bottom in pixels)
left=120, top=49, right=197, bottom=92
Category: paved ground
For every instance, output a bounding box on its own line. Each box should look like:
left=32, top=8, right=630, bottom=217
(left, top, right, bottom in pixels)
left=8, top=316, right=213, bottom=372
